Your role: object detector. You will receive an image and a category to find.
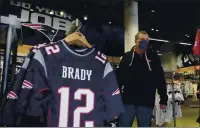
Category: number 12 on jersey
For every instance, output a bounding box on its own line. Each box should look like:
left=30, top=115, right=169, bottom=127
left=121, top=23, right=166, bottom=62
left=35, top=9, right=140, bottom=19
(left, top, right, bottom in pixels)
left=58, top=87, right=95, bottom=127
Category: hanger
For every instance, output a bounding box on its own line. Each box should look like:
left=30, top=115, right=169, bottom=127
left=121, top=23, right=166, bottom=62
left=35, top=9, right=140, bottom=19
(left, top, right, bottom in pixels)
left=64, top=19, right=92, bottom=48
left=64, top=32, right=92, bottom=48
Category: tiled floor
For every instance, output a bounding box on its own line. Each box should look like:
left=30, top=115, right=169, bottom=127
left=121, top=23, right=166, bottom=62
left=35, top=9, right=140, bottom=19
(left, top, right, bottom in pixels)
left=132, top=107, right=199, bottom=127
left=168, top=107, right=199, bottom=127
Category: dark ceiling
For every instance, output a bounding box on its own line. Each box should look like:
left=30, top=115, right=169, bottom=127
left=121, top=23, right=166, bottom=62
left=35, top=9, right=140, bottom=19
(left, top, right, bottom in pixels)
left=138, top=1, right=200, bottom=54
left=37, top=0, right=200, bottom=55
left=28, top=0, right=200, bottom=40
left=1, top=0, right=200, bottom=56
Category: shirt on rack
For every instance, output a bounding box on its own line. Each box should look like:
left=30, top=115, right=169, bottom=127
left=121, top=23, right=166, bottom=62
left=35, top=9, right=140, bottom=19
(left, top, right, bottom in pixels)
left=4, top=40, right=124, bottom=127
left=2, top=43, right=51, bottom=126
left=181, top=81, right=195, bottom=98
left=167, top=84, right=184, bottom=102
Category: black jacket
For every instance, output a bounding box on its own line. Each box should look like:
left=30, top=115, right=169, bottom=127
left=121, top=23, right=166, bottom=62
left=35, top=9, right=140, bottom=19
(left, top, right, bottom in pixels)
left=116, top=47, right=168, bottom=108
left=197, top=83, right=200, bottom=99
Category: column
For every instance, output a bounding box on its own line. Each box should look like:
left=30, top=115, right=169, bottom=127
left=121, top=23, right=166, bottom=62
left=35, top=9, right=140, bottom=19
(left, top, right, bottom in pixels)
left=124, top=0, right=139, bottom=53
left=160, top=52, right=177, bottom=71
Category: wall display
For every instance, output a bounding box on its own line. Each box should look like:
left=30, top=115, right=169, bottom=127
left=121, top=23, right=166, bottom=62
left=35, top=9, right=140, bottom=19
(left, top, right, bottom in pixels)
left=175, top=66, right=200, bottom=81
left=177, top=29, right=200, bottom=68
left=1, top=0, right=73, bottom=31
left=0, top=0, right=78, bottom=46
left=177, top=53, right=200, bottom=68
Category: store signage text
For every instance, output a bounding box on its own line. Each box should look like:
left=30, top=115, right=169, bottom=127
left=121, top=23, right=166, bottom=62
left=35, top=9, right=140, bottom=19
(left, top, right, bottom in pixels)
left=3, top=0, right=72, bottom=31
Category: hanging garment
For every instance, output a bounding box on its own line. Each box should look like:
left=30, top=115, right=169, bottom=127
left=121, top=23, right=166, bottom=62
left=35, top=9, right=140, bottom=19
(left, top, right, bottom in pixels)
left=167, top=84, right=183, bottom=101
left=181, top=81, right=195, bottom=98
left=193, top=29, right=200, bottom=56
left=2, top=43, right=51, bottom=126
left=154, top=84, right=184, bottom=126
left=2, top=40, right=125, bottom=127
left=177, top=54, right=183, bottom=68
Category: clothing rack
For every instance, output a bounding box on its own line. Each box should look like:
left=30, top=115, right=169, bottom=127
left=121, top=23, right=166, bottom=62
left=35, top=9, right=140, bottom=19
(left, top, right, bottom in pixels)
left=0, top=16, right=21, bottom=105
left=164, top=70, right=176, bottom=127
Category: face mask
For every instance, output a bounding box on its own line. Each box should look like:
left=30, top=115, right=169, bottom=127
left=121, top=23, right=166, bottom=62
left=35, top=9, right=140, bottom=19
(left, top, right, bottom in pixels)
left=138, top=40, right=149, bottom=50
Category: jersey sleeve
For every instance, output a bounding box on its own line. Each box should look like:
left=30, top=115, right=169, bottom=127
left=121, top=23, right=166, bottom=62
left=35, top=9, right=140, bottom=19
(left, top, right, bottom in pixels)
left=2, top=45, right=49, bottom=126
left=22, top=50, right=50, bottom=117
left=2, top=51, right=34, bottom=126
left=102, top=62, right=125, bottom=121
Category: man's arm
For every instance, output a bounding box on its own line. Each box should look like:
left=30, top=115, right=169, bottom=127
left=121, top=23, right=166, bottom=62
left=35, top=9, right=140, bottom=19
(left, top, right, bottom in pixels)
left=197, top=83, right=200, bottom=99
left=154, top=54, right=168, bottom=105
left=116, top=53, right=128, bottom=90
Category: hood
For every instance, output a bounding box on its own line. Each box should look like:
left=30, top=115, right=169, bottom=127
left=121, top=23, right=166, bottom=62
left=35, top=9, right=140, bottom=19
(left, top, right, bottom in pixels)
left=129, top=46, right=152, bottom=71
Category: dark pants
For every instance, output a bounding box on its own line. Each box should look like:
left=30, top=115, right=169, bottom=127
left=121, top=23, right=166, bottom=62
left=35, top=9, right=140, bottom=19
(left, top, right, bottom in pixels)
left=119, top=104, right=153, bottom=127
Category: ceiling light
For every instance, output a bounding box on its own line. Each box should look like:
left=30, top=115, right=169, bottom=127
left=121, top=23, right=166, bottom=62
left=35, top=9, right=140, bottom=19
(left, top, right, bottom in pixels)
left=49, top=11, right=54, bottom=15
left=185, top=34, right=190, bottom=37
left=109, top=22, right=112, bottom=24
left=60, top=11, right=64, bottom=16
left=158, top=53, right=162, bottom=56
left=149, top=38, right=170, bottom=43
left=179, top=42, right=192, bottom=45
left=151, top=10, right=155, bottom=12
left=151, top=28, right=154, bottom=31
left=156, top=30, right=159, bottom=32
left=84, top=16, right=88, bottom=20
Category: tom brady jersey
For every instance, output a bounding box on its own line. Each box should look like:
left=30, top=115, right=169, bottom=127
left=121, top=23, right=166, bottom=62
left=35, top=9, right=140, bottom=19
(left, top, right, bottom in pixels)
left=23, top=40, right=124, bottom=127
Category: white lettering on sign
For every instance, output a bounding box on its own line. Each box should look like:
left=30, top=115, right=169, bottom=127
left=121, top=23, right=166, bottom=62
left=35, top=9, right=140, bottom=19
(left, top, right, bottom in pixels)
left=6, top=0, right=72, bottom=31
left=36, top=6, right=45, bottom=13
left=31, top=13, right=51, bottom=26
left=22, top=2, right=31, bottom=9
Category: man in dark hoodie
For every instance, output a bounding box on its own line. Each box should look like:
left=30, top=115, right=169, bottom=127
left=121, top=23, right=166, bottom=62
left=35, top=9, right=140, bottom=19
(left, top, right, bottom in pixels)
left=117, top=31, right=168, bottom=127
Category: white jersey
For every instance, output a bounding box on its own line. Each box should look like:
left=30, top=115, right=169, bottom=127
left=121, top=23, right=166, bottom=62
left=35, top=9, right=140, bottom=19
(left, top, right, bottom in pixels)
left=154, top=85, right=183, bottom=126
left=167, top=84, right=184, bottom=102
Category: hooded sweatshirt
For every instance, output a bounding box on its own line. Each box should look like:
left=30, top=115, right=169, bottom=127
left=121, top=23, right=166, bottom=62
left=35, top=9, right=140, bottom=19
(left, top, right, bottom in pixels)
left=116, top=47, right=168, bottom=108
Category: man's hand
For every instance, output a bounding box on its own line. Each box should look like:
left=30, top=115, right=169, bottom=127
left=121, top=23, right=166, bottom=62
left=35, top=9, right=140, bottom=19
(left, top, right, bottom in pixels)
left=160, top=104, right=167, bottom=110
